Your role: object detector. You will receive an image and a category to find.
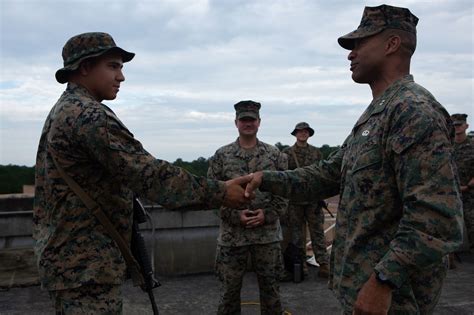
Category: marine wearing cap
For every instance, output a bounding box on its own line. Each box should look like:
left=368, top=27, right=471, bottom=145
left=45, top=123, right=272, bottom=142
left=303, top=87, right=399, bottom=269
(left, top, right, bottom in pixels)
left=451, top=113, right=468, bottom=126
left=338, top=4, right=419, bottom=50
left=55, top=32, right=135, bottom=84
left=234, top=100, right=261, bottom=120
left=291, top=122, right=315, bottom=137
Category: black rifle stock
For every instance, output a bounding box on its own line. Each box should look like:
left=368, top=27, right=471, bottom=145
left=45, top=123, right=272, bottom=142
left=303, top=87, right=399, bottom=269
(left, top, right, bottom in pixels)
left=132, top=197, right=161, bottom=315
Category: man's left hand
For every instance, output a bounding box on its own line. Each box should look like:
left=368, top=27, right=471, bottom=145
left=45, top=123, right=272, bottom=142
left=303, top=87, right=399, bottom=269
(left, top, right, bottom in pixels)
left=353, top=273, right=392, bottom=315
left=245, top=209, right=264, bottom=228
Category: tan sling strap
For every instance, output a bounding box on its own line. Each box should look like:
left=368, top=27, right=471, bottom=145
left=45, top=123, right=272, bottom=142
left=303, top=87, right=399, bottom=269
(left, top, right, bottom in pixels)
left=290, top=147, right=301, bottom=168
left=51, top=156, right=145, bottom=287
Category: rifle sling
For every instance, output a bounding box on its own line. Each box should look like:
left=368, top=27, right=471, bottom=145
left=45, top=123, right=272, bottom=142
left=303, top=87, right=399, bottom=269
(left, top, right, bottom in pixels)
left=291, top=147, right=301, bottom=168
left=52, top=156, right=145, bottom=287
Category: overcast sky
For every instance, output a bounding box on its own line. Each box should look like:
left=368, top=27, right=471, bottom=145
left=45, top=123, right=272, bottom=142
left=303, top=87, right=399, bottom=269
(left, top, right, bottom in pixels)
left=1, top=0, right=472, bottom=166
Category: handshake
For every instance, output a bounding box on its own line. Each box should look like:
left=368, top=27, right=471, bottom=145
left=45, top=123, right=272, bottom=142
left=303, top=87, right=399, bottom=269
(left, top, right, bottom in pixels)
left=222, top=171, right=264, bottom=208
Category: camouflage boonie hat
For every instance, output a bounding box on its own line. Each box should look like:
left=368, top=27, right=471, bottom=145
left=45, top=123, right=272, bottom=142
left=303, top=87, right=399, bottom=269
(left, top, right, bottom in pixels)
left=291, top=122, right=314, bottom=137
left=338, top=4, right=418, bottom=50
left=234, top=100, right=261, bottom=120
left=451, top=113, right=468, bottom=125
left=55, top=32, right=135, bottom=84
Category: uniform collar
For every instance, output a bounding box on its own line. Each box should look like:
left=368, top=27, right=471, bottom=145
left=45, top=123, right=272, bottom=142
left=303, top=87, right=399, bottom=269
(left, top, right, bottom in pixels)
left=353, top=75, right=413, bottom=130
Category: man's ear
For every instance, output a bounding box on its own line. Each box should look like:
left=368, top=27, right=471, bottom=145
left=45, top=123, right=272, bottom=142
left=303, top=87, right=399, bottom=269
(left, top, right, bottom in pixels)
left=385, top=35, right=402, bottom=55
left=78, top=60, right=93, bottom=76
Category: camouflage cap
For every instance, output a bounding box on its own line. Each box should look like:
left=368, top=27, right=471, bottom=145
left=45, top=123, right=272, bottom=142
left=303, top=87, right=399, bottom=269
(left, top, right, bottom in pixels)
left=55, top=32, right=135, bottom=84
left=451, top=113, right=468, bottom=125
left=338, top=4, right=418, bottom=50
left=291, top=122, right=314, bottom=137
left=234, top=100, right=261, bottom=120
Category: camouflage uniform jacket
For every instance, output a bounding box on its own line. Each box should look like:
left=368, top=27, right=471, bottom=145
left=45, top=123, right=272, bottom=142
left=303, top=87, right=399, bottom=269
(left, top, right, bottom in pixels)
left=282, top=143, right=322, bottom=205
left=34, top=83, right=226, bottom=291
left=208, top=139, right=288, bottom=247
left=453, top=137, right=474, bottom=202
left=260, top=75, right=463, bottom=310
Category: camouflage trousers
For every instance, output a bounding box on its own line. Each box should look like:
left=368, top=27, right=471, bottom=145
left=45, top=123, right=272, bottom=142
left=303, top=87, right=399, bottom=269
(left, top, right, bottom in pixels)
left=215, top=243, right=283, bottom=315
left=49, top=284, right=122, bottom=315
left=288, top=202, right=329, bottom=265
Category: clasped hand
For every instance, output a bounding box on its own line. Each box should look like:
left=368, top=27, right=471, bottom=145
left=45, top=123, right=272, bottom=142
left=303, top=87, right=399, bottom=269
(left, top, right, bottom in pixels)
left=223, top=171, right=264, bottom=208
left=240, top=209, right=264, bottom=228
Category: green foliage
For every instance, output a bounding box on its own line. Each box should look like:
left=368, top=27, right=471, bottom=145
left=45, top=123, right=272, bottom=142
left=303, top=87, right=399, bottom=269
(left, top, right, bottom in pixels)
left=0, top=165, right=35, bottom=194
left=0, top=145, right=340, bottom=194
left=173, top=157, right=209, bottom=177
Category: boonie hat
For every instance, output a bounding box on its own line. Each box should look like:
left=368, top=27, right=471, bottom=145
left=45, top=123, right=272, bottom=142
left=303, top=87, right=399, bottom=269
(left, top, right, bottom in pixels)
left=234, top=100, right=261, bottom=120
left=55, top=32, right=135, bottom=84
left=451, top=113, right=468, bottom=126
left=291, top=122, right=314, bottom=137
left=338, top=4, right=418, bottom=50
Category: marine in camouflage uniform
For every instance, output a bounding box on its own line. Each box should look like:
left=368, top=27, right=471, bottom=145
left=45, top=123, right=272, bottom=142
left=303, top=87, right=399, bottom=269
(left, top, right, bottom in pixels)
left=451, top=113, right=474, bottom=251
left=208, top=100, right=288, bottom=315
left=245, top=5, right=463, bottom=314
left=34, top=32, right=248, bottom=314
left=282, top=122, right=329, bottom=276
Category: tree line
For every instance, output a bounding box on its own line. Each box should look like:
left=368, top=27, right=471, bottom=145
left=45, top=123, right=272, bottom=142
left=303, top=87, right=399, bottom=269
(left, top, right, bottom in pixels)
left=0, top=144, right=339, bottom=194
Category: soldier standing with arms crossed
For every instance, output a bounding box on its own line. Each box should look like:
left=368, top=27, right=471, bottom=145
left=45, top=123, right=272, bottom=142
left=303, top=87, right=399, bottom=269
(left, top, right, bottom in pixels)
left=34, top=32, right=250, bottom=314
left=451, top=113, right=474, bottom=252
left=243, top=5, right=463, bottom=314
left=207, top=100, right=288, bottom=315
left=282, top=122, right=329, bottom=278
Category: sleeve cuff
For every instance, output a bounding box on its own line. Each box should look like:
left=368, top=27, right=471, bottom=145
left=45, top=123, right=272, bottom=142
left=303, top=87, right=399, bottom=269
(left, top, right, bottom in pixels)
left=373, top=251, right=410, bottom=289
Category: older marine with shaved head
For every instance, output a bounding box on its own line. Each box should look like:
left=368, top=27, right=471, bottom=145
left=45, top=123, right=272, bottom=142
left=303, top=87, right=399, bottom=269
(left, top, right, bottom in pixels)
left=243, top=5, right=463, bottom=314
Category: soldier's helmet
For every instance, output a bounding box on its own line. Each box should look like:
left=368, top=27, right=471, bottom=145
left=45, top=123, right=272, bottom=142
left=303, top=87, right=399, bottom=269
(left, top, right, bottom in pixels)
left=338, top=4, right=418, bottom=50
left=451, top=113, right=468, bottom=126
left=55, top=32, right=135, bottom=84
left=234, top=100, right=261, bottom=120
left=291, top=122, right=314, bottom=137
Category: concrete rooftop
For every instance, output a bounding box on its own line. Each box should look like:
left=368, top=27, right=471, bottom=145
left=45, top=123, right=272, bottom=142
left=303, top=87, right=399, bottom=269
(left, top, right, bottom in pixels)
left=1, top=252, right=473, bottom=315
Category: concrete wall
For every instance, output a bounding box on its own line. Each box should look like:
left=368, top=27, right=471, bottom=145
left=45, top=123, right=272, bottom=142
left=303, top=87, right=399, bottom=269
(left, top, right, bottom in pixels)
left=0, top=196, right=221, bottom=276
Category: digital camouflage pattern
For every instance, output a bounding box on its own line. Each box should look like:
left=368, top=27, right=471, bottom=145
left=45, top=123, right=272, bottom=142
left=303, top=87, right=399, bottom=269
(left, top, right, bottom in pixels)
left=290, top=122, right=315, bottom=137
left=215, top=243, right=283, bottom=315
left=282, top=144, right=328, bottom=265
left=207, top=139, right=288, bottom=247
left=453, top=136, right=474, bottom=249
left=283, top=143, right=322, bottom=173
left=260, top=75, right=463, bottom=313
left=208, top=139, right=287, bottom=314
left=50, top=283, right=122, bottom=314
left=34, top=83, right=227, bottom=291
left=338, top=4, right=418, bottom=50
left=234, top=100, right=261, bottom=120
left=55, top=32, right=134, bottom=84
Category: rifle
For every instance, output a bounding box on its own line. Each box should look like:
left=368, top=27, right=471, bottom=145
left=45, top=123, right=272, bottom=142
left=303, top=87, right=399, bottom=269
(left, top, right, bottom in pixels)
left=318, top=200, right=334, bottom=218
left=132, top=197, right=161, bottom=315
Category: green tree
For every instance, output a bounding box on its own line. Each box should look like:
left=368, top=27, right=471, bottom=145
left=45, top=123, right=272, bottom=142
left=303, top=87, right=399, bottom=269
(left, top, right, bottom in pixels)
left=173, top=157, right=209, bottom=177
left=0, top=164, right=35, bottom=194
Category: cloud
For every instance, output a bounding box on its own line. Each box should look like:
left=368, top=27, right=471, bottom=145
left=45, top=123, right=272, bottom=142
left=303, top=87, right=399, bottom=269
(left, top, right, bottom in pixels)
left=0, top=0, right=472, bottom=166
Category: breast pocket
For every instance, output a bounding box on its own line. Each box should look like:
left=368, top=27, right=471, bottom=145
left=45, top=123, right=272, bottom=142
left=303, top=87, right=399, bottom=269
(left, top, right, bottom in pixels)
left=352, top=147, right=382, bottom=174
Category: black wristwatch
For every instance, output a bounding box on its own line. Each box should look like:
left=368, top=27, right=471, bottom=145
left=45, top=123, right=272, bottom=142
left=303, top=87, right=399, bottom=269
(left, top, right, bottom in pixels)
left=375, top=270, right=396, bottom=289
